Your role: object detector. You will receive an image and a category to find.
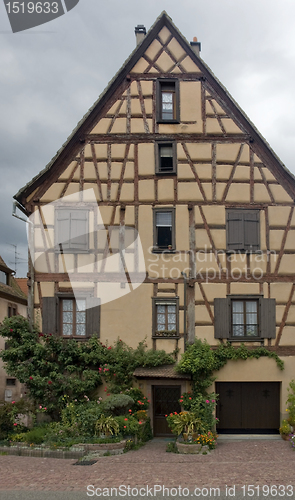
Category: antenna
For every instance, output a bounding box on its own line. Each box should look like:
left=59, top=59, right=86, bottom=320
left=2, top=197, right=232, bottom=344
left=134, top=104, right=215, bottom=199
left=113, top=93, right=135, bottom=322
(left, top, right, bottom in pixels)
left=7, top=244, right=27, bottom=276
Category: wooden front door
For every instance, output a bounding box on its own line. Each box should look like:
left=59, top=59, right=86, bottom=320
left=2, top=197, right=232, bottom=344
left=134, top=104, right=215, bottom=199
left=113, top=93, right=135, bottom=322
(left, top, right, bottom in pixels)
left=216, top=382, right=280, bottom=433
left=153, top=385, right=181, bottom=437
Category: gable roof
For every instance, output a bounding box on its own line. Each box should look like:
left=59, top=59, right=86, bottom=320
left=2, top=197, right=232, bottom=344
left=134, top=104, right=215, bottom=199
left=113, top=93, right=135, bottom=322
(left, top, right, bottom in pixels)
left=0, top=256, right=27, bottom=305
left=14, top=11, right=295, bottom=210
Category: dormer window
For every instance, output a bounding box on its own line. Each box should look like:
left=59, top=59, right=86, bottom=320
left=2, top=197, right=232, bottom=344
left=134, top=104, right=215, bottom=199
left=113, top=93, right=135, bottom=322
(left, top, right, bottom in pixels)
left=0, top=270, right=8, bottom=285
left=157, top=79, right=180, bottom=123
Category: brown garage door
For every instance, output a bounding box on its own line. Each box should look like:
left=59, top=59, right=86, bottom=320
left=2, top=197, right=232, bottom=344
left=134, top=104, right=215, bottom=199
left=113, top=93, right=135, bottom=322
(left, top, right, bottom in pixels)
left=153, top=385, right=181, bottom=437
left=216, top=382, right=280, bottom=434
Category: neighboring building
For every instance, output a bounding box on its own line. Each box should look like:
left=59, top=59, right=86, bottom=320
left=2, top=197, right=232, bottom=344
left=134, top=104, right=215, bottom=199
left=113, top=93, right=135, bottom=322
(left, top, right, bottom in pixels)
left=0, top=257, right=27, bottom=402
left=14, top=12, right=295, bottom=435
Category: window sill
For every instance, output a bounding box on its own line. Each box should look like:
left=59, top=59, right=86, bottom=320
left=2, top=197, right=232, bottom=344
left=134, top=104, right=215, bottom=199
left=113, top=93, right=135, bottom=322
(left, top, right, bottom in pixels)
left=156, top=120, right=180, bottom=124
left=152, top=335, right=180, bottom=339
left=227, top=338, right=263, bottom=342
left=155, top=171, right=177, bottom=176
left=152, top=248, right=176, bottom=254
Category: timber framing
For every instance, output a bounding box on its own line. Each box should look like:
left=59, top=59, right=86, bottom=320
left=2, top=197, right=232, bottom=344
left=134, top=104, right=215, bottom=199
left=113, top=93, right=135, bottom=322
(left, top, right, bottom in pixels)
left=14, top=12, right=295, bottom=210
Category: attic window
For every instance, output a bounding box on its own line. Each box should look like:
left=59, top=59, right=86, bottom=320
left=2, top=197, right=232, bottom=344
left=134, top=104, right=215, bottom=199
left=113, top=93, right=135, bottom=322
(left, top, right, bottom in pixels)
left=156, top=142, right=177, bottom=174
left=157, top=79, right=180, bottom=123
left=0, top=270, right=8, bottom=285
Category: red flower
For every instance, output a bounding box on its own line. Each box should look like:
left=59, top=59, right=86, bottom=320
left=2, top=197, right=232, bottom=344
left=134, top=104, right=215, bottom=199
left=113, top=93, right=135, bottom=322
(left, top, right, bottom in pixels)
left=29, top=376, right=33, bottom=380
left=48, top=380, right=52, bottom=385
left=107, top=393, right=110, bottom=396
left=10, top=329, right=13, bottom=332
left=38, top=333, right=44, bottom=337
left=13, top=423, right=17, bottom=426
left=124, top=418, right=128, bottom=421
left=124, top=426, right=126, bottom=429
left=189, top=397, right=192, bottom=400
left=179, top=400, right=183, bottom=403
left=165, top=415, right=167, bottom=417
left=147, top=400, right=150, bottom=403
left=108, top=347, right=112, bottom=350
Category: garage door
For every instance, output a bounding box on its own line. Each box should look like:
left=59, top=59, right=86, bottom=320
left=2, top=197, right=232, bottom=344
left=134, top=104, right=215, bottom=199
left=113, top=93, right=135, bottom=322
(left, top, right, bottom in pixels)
left=216, top=382, right=280, bottom=433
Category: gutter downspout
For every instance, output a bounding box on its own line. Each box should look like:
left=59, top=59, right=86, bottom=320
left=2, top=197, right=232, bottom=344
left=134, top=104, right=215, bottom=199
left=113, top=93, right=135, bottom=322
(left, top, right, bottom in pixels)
left=12, top=201, right=34, bottom=330
left=181, top=271, right=187, bottom=351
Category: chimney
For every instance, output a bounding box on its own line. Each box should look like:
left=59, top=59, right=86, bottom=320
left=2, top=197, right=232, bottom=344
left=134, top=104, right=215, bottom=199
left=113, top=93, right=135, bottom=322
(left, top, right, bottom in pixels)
left=190, top=36, right=201, bottom=56
left=135, top=24, right=146, bottom=46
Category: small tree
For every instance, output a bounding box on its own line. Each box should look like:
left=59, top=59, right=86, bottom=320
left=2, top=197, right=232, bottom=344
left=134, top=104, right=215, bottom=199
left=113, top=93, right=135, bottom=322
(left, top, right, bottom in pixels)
left=0, top=316, right=104, bottom=419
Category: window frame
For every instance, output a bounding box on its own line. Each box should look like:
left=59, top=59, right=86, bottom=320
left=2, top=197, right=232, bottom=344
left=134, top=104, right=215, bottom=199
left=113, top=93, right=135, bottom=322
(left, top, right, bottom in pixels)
left=59, top=297, right=87, bottom=338
left=153, top=207, right=176, bottom=252
left=155, top=141, right=177, bottom=175
left=152, top=297, right=179, bottom=339
left=8, top=303, right=17, bottom=318
left=156, top=79, right=180, bottom=123
left=231, top=297, right=259, bottom=339
left=55, top=207, right=89, bottom=254
left=226, top=209, right=260, bottom=253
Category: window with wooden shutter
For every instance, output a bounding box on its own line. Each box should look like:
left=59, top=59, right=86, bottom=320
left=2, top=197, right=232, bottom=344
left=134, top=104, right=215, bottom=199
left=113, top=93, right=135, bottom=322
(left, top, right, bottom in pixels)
left=55, top=208, right=89, bottom=253
left=214, top=296, right=276, bottom=341
left=42, top=295, right=100, bottom=338
left=226, top=209, right=260, bottom=252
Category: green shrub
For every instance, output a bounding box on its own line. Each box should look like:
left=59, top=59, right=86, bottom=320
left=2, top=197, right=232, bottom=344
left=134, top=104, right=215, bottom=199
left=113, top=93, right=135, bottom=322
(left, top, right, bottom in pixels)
left=0, top=398, right=35, bottom=439
left=20, top=425, right=49, bottom=445
left=114, top=415, right=140, bottom=437
left=100, top=394, right=134, bottom=416
left=124, top=388, right=149, bottom=411
left=286, top=380, right=295, bottom=427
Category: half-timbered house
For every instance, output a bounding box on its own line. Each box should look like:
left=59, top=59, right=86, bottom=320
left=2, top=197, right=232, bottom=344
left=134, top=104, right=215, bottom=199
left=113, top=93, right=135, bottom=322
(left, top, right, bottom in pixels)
left=14, top=12, right=295, bottom=435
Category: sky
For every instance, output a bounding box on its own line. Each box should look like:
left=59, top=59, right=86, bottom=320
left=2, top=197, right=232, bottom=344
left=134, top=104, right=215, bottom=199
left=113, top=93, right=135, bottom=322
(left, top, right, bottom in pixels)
left=1, top=0, right=295, bottom=277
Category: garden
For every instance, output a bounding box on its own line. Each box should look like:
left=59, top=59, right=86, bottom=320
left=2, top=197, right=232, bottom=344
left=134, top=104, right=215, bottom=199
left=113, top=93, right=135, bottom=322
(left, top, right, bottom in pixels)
left=0, top=316, right=294, bottom=457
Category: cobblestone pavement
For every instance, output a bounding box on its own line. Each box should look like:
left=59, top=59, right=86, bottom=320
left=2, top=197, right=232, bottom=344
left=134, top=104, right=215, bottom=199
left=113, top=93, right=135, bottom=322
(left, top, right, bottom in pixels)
left=0, top=439, right=294, bottom=495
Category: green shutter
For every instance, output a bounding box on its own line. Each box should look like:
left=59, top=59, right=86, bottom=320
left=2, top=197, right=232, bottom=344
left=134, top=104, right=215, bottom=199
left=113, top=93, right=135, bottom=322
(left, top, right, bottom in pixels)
left=214, top=298, right=230, bottom=338
left=260, top=298, right=276, bottom=339
left=42, top=297, right=57, bottom=335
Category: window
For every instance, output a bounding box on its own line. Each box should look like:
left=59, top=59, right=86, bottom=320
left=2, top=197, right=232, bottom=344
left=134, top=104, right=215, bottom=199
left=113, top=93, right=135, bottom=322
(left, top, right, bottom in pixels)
left=153, top=298, right=179, bottom=337
left=226, top=209, right=260, bottom=252
left=55, top=208, right=89, bottom=253
left=42, top=296, right=100, bottom=338
left=0, top=270, right=8, bottom=285
left=61, top=298, right=86, bottom=337
left=155, top=142, right=177, bottom=174
left=214, top=296, right=276, bottom=341
left=157, top=79, right=180, bottom=123
left=232, top=299, right=258, bottom=337
left=8, top=304, right=17, bottom=317
left=153, top=208, right=175, bottom=251
left=6, top=379, right=16, bottom=386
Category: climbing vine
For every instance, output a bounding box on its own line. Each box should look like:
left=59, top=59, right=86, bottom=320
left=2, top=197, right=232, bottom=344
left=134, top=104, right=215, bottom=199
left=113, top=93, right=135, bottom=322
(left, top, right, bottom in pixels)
left=177, top=338, right=284, bottom=394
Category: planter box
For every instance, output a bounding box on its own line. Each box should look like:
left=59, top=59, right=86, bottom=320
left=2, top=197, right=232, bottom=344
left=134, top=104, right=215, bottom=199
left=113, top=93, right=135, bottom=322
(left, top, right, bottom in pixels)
left=83, top=440, right=126, bottom=457
left=176, top=441, right=211, bottom=455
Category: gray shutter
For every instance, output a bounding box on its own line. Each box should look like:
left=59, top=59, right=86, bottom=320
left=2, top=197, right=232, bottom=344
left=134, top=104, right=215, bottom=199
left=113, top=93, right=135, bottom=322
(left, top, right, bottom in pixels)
left=56, top=210, right=70, bottom=250
left=260, top=298, right=276, bottom=339
left=86, top=297, right=100, bottom=337
left=70, top=211, right=88, bottom=250
left=214, top=298, right=230, bottom=338
left=244, top=211, right=260, bottom=251
left=227, top=211, right=244, bottom=250
left=42, top=297, right=57, bottom=335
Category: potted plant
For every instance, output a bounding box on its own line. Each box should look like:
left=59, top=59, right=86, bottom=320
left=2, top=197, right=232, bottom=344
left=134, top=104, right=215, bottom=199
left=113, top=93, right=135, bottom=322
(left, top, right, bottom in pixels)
left=279, top=419, right=291, bottom=440
left=95, top=414, right=119, bottom=438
